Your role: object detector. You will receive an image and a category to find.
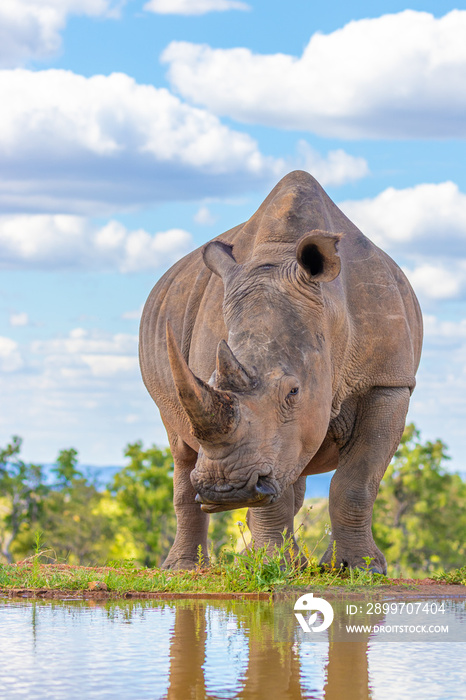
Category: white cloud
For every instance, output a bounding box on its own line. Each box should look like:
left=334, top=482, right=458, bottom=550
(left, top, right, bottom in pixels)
left=339, top=181, right=466, bottom=301
left=10, top=312, right=29, bottom=327
left=162, top=10, right=466, bottom=138
left=339, top=182, right=466, bottom=257
left=0, top=323, right=176, bottom=465
left=144, top=0, right=249, bottom=16
left=122, top=307, right=143, bottom=321
left=407, top=312, right=466, bottom=472
left=0, top=327, right=163, bottom=464
left=0, top=215, right=194, bottom=272
left=0, top=69, right=281, bottom=214
left=31, top=328, right=139, bottom=379
left=402, top=263, right=466, bottom=301
left=0, top=337, right=23, bottom=372
left=194, top=205, right=217, bottom=226
left=293, top=141, right=369, bottom=186
left=124, top=413, right=140, bottom=424
left=423, top=314, right=466, bottom=341
left=0, top=0, right=121, bottom=68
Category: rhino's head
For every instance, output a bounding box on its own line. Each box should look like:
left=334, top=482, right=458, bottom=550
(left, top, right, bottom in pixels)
left=167, top=230, right=342, bottom=512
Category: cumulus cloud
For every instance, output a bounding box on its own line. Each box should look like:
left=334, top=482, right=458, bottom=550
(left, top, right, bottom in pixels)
left=423, top=314, right=466, bottom=341
left=10, top=312, right=29, bottom=327
left=162, top=10, right=466, bottom=138
left=0, top=337, right=23, bottom=372
left=339, top=182, right=466, bottom=257
left=144, top=0, right=249, bottom=15
left=293, top=141, right=369, bottom=186
left=31, top=328, right=139, bottom=379
left=408, top=313, right=466, bottom=471
left=194, top=205, right=217, bottom=226
left=402, top=263, right=466, bottom=301
left=30, top=328, right=139, bottom=382
left=0, top=215, right=194, bottom=272
left=121, top=307, right=143, bottom=321
left=0, top=326, right=167, bottom=464
left=339, top=181, right=466, bottom=301
left=0, top=69, right=281, bottom=214
left=0, top=0, right=121, bottom=68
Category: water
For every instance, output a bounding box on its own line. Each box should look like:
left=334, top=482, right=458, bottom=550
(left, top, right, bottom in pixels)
left=0, top=596, right=465, bottom=699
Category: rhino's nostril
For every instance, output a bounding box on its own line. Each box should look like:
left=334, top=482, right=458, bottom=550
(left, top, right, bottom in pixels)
left=255, top=476, right=275, bottom=497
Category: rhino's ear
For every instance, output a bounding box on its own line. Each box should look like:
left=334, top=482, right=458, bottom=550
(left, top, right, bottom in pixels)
left=203, top=241, right=239, bottom=280
left=296, top=230, right=343, bottom=283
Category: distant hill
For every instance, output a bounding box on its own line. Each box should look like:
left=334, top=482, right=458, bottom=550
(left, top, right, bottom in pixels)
left=41, top=464, right=121, bottom=489
left=41, top=464, right=334, bottom=495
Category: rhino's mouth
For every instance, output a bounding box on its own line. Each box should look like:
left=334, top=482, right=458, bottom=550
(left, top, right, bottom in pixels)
left=196, top=493, right=275, bottom=514
left=194, top=475, right=277, bottom=513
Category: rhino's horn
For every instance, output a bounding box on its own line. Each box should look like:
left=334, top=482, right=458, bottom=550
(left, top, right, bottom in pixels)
left=216, top=340, right=254, bottom=392
left=166, top=321, right=239, bottom=441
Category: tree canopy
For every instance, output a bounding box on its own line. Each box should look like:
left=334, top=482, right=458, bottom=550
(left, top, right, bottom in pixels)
left=108, top=441, right=175, bottom=567
left=372, top=423, right=466, bottom=575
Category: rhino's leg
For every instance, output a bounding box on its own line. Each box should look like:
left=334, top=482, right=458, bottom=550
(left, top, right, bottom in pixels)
left=161, top=427, right=209, bottom=571
left=293, top=474, right=307, bottom=516
left=245, top=475, right=307, bottom=564
left=321, top=386, right=410, bottom=575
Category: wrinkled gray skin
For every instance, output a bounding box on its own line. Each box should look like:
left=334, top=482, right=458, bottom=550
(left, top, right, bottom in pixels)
left=139, top=171, right=422, bottom=573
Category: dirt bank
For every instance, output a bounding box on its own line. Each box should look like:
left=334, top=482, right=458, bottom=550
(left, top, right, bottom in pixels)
left=1, top=578, right=465, bottom=602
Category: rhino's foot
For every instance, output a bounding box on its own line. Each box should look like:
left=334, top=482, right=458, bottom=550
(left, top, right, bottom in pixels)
left=161, top=556, right=205, bottom=571
left=161, top=549, right=209, bottom=571
left=319, top=541, right=387, bottom=576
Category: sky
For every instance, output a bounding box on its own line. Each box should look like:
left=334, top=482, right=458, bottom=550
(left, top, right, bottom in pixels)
left=1, top=0, right=466, bottom=471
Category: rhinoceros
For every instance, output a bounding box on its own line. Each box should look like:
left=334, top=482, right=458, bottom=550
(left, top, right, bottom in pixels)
left=139, top=170, right=422, bottom=573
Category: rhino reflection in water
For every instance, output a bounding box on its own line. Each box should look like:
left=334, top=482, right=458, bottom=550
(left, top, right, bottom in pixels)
left=165, top=601, right=376, bottom=700
left=139, top=170, right=422, bottom=573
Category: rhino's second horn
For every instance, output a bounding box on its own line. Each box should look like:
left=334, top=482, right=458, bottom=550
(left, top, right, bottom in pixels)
left=216, top=340, right=255, bottom=392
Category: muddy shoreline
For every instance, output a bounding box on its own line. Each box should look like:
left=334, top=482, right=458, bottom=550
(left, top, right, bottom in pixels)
left=2, top=579, right=465, bottom=602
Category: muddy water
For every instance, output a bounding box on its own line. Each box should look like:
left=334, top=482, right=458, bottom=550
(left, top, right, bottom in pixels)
left=0, top=596, right=465, bottom=699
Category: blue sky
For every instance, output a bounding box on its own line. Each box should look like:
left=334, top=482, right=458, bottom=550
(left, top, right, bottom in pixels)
left=1, top=0, right=466, bottom=471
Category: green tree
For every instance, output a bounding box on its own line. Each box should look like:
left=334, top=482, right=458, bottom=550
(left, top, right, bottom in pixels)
left=109, top=442, right=176, bottom=567
left=51, top=448, right=82, bottom=488
left=38, top=450, right=115, bottom=565
left=0, top=436, right=48, bottom=563
left=373, top=423, right=466, bottom=575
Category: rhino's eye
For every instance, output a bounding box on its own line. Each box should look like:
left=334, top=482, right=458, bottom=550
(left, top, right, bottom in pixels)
left=287, top=387, right=299, bottom=397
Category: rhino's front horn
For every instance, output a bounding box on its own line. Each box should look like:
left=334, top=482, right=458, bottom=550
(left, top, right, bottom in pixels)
left=166, top=321, right=239, bottom=442
left=216, top=340, right=255, bottom=392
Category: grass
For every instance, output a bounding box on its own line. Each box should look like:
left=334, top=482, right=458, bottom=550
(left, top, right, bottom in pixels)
left=2, top=530, right=463, bottom=596
left=433, top=565, right=466, bottom=586
left=0, top=533, right=392, bottom=596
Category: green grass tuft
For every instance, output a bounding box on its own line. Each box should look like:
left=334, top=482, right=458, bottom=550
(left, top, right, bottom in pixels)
left=432, top=565, right=466, bottom=586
